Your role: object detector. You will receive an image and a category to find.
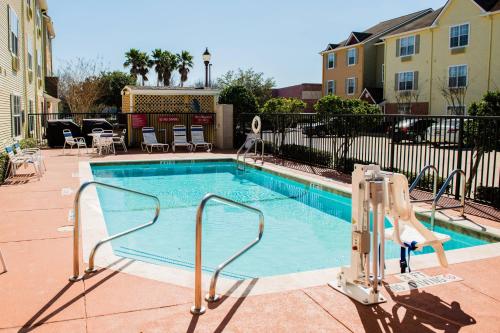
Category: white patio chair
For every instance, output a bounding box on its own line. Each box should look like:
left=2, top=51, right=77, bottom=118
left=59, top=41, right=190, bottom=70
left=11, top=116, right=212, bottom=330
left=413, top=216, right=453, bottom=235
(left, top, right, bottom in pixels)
left=91, top=128, right=104, bottom=150
left=113, top=129, right=127, bottom=152
left=13, top=141, right=46, bottom=173
left=190, top=125, right=213, bottom=152
left=142, top=127, right=169, bottom=153
left=62, top=129, right=88, bottom=155
left=172, top=125, right=193, bottom=152
left=96, top=130, right=115, bottom=155
left=4, top=145, right=41, bottom=179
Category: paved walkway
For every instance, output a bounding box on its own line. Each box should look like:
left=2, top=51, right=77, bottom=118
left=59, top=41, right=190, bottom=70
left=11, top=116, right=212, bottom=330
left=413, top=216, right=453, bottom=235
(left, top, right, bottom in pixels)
left=0, top=149, right=499, bottom=332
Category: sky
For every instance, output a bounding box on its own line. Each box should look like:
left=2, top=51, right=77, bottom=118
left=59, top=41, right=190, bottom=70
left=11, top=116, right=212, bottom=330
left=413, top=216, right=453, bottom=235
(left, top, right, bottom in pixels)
left=48, top=0, right=445, bottom=88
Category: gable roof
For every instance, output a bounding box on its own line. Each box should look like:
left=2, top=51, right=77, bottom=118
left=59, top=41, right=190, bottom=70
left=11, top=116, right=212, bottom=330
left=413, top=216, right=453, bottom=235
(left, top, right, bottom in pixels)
left=322, top=8, right=433, bottom=52
left=473, top=0, right=500, bottom=11
left=383, top=8, right=443, bottom=38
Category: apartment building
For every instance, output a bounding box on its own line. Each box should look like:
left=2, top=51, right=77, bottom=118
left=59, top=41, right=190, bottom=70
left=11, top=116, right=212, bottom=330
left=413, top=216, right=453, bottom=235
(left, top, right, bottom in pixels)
left=383, top=0, right=500, bottom=115
left=320, top=9, right=433, bottom=106
left=272, top=83, right=322, bottom=112
left=0, top=0, right=57, bottom=144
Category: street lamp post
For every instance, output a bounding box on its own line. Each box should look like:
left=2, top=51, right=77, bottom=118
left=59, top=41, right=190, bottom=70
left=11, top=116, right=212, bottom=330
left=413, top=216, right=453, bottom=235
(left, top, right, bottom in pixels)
left=203, top=47, right=211, bottom=88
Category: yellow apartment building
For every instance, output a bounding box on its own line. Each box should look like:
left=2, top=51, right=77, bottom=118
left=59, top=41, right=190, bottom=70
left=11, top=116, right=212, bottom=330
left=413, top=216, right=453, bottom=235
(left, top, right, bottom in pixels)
left=0, top=0, right=57, bottom=144
left=383, top=0, right=500, bottom=114
left=320, top=9, right=433, bottom=105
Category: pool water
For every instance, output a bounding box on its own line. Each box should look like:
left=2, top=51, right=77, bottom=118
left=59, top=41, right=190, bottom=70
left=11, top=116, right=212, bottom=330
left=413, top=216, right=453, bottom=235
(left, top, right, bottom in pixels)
left=91, top=160, right=489, bottom=279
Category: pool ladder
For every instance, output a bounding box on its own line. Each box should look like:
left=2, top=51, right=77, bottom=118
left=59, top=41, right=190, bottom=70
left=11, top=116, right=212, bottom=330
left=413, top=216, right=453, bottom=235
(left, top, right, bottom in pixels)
left=409, top=165, right=466, bottom=228
left=69, top=181, right=161, bottom=282
left=191, top=193, right=264, bottom=315
left=236, top=136, right=264, bottom=171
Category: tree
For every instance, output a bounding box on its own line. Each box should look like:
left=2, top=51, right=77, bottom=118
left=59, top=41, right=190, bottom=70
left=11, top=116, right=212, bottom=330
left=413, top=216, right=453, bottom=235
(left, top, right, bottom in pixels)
left=313, top=95, right=381, bottom=169
left=151, top=49, right=166, bottom=86
left=219, top=85, right=259, bottom=148
left=58, top=58, right=106, bottom=113
left=162, top=51, right=178, bottom=87
left=464, top=91, right=500, bottom=195
left=216, top=68, right=275, bottom=106
left=124, top=48, right=152, bottom=86
left=176, top=50, right=194, bottom=87
left=439, top=77, right=468, bottom=115
left=260, top=97, right=306, bottom=150
left=98, top=71, right=136, bottom=109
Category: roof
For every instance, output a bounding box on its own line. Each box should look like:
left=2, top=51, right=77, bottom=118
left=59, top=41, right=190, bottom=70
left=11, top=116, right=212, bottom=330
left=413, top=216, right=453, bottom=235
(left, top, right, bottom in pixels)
left=473, top=0, right=500, bottom=11
left=322, top=8, right=433, bottom=52
left=360, top=88, right=384, bottom=104
left=384, top=8, right=443, bottom=37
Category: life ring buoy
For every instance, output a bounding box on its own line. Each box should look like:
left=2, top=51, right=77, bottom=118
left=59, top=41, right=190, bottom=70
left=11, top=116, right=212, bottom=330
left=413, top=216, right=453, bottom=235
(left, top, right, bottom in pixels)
left=252, top=116, right=262, bottom=134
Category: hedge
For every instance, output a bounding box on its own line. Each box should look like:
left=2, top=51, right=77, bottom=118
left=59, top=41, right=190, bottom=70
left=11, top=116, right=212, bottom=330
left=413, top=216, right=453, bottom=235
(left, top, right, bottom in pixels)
left=280, top=144, right=333, bottom=168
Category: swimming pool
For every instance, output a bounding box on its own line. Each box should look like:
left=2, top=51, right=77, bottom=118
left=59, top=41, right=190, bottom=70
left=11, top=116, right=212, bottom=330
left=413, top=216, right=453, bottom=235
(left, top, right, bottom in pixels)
left=90, top=160, right=490, bottom=279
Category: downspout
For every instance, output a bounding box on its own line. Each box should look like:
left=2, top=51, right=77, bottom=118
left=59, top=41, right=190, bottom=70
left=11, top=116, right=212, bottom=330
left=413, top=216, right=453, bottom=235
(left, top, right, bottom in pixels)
left=429, top=28, right=434, bottom=115
left=487, top=16, right=493, bottom=91
left=21, top=0, right=28, bottom=138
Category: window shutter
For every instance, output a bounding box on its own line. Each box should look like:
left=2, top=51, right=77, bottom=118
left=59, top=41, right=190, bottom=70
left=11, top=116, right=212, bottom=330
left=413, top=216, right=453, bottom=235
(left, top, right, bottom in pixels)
left=333, top=80, right=336, bottom=94
left=415, top=35, right=420, bottom=54
left=355, top=48, right=358, bottom=64
left=346, top=51, right=349, bottom=66
left=355, top=78, right=358, bottom=94
left=413, top=71, right=419, bottom=90
left=345, top=78, right=348, bottom=95
left=394, top=73, right=399, bottom=91
left=7, top=6, right=11, bottom=52
left=396, top=39, right=401, bottom=57
left=333, top=53, right=337, bottom=68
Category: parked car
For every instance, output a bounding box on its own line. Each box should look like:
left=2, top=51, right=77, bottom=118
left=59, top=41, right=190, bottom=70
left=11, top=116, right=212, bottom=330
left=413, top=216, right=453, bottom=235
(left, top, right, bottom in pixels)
left=302, top=120, right=331, bottom=137
left=388, top=119, right=436, bottom=143
left=426, top=119, right=469, bottom=146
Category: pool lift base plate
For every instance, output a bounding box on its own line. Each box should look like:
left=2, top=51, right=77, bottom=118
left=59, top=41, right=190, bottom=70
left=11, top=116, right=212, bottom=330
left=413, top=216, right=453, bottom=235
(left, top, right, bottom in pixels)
left=328, top=279, right=387, bottom=305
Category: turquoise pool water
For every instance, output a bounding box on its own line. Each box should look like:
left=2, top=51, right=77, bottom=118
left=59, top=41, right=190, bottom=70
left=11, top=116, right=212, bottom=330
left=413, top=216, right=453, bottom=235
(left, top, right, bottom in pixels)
left=91, top=160, right=489, bottom=279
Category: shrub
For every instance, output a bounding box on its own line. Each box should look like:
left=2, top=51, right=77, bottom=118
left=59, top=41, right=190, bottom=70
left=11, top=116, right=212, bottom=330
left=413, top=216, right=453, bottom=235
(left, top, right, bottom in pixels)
left=219, top=85, right=259, bottom=117
left=475, top=186, right=500, bottom=208
left=0, top=152, right=8, bottom=184
left=334, top=158, right=375, bottom=173
left=395, top=169, right=448, bottom=192
left=20, top=138, right=38, bottom=149
left=280, top=144, right=333, bottom=168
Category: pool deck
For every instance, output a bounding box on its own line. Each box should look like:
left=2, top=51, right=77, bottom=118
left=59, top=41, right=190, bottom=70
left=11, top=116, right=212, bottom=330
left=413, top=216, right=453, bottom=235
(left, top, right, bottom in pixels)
left=0, top=148, right=499, bottom=332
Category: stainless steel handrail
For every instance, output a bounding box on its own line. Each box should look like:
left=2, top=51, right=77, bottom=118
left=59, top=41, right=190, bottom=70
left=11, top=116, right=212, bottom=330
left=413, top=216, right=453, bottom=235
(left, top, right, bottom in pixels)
left=236, top=137, right=264, bottom=171
left=69, top=181, right=160, bottom=282
left=409, top=165, right=438, bottom=203
left=430, top=169, right=466, bottom=228
left=191, top=193, right=264, bottom=315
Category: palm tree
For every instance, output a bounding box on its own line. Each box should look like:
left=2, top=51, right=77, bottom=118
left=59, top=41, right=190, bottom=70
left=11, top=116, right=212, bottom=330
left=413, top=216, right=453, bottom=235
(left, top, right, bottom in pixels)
left=162, top=51, right=178, bottom=87
left=151, top=49, right=165, bottom=86
left=176, top=50, right=194, bottom=87
left=124, top=48, right=151, bottom=86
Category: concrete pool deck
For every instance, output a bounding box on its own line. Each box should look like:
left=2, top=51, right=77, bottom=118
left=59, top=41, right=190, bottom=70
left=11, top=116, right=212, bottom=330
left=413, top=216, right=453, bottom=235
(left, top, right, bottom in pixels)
left=0, top=148, right=499, bottom=332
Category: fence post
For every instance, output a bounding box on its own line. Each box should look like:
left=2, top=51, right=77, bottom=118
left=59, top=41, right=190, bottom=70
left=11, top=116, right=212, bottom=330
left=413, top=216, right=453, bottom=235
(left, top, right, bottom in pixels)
left=389, top=117, right=396, bottom=172
left=308, top=114, right=313, bottom=165
left=455, top=116, right=465, bottom=200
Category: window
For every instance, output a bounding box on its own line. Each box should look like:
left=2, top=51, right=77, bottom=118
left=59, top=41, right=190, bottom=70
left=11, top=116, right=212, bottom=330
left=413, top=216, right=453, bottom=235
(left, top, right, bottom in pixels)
left=327, top=53, right=335, bottom=69
left=447, top=105, right=466, bottom=115
left=36, top=6, right=41, bottom=33
left=399, top=36, right=415, bottom=56
left=37, top=50, right=42, bottom=77
left=8, top=6, right=19, bottom=56
left=346, top=77, right=355, bottom=95
left=347, top=48, right=356, bottom=66
left=398, top=105, right=411, bottom=114
left=27, top=36, right=33, bottom=71
left=398, top=72, right=414, bottom=91
left=450, top=24, right=469, bottom=48
left=28, top=100, right=34, bottom=132
left=11, top=95, right=22, bottom=138
left=448, top=65, right=467, bottom=88
left=327, top=80, right=335, bottom=94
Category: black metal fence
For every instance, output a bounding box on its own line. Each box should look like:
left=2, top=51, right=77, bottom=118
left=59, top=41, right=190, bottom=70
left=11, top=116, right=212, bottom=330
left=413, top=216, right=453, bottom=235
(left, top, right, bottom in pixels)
left=27, top=112, right=217, bottom=147
left=236, top=113, right=500, bottom=207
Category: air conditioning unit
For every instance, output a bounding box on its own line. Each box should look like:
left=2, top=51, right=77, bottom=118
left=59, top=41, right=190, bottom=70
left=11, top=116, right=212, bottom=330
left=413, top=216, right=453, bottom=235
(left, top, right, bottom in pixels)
left=11, top=55, right=19, bottom=71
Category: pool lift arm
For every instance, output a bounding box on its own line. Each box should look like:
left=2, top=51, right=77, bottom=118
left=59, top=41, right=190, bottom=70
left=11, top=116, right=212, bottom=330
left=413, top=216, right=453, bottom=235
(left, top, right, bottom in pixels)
left=329, top=164, right=451, bottom=305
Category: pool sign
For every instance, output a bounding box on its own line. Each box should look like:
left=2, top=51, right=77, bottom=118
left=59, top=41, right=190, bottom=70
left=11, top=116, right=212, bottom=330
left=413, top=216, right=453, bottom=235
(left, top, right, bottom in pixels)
left=388, top=273, right=462, bottom=293
left=159, top=115, right=180, bottom=123
left=192, top=114, right=213, bottom=125
left=131, top=114, right=147, bottom=128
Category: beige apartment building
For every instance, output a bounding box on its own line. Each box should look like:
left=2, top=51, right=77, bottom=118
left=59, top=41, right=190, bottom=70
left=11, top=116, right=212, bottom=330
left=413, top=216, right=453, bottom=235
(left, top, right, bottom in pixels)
left=0, top=0, right=57, bottom=144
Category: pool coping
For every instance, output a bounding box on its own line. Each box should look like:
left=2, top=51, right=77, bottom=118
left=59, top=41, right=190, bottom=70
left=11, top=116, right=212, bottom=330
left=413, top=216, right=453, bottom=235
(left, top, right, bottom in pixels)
left=78, top=156, right=500, bottom=298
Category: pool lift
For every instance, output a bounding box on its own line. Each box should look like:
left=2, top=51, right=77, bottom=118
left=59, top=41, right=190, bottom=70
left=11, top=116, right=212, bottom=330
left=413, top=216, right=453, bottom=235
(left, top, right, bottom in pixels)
left=236, top=116, right=264, bottom=171
left=329, top=164, right=451, bottom=305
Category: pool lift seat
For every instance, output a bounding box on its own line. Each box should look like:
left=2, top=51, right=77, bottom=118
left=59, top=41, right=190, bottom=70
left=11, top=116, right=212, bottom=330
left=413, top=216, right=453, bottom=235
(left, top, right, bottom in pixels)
left=329, top=164, right=450, bottom=305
